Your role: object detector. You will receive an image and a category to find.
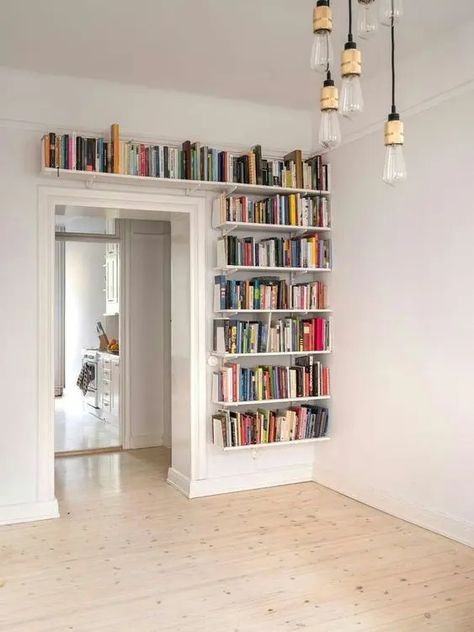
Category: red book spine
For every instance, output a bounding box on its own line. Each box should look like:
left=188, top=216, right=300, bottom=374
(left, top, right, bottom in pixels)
left=315, top=319, right=323, bottom=350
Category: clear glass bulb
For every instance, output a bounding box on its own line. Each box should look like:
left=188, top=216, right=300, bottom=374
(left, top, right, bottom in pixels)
left=319, top=110, right=341, bottom=149
left=380, top=0, right=403, bottom=26
left=357, top=0, right=378, bottom=39
left=340, top=75, right=364, bottom=118
left=383, top=144, right=407, bottom=185
left=310, top=31, right=333, bottom=73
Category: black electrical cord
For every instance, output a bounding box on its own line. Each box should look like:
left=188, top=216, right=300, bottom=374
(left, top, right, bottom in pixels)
left=348, top=0, right=353, bottom=42
left=391, top=1, right=396, bottom=113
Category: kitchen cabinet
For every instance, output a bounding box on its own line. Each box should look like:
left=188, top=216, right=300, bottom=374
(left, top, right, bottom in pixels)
left=105, top=243, right=119, bottom=315
left=98, top=352, right=119, bottom=426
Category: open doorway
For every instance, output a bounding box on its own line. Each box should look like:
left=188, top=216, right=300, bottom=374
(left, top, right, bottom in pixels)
left=37, top=186, right=205, bottom=517
left=54, top=211, right=122, bottom=454
left=53, top=206, right=172, bottom=459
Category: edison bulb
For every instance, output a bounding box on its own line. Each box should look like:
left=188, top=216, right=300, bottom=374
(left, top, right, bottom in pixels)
left=340, top=75, right=364, bottom=118
left=383, top=144, right=407, bottom=185
left=310, top=31, right=333, bottom=73
left=357, top=0, right=378, bottom=38
left=319, top=110, right=341, bottom=149
left=380, top=0, right=403, bottom=26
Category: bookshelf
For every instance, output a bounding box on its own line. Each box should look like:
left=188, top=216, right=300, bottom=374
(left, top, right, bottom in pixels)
left=41, top=167, right=329, bottom=197
left=221, top=437, right=330, bottom=451
left=40, top=128, right=332, bottom=452
left=212, top=184, right=332, bottom=450
left=213, top=396, right=331, bottom=407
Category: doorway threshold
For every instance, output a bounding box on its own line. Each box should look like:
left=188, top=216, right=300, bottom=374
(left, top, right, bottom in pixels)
left=55, top=446, right=123, bottom=458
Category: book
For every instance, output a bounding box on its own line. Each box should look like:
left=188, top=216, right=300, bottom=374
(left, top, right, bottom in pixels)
left=111, top=123, right=120, bottom=174
left=213, top=405, right=329, bottom=447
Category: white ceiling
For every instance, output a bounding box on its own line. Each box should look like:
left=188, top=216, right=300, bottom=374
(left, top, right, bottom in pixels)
left=0, top=0, right=472, bottom=111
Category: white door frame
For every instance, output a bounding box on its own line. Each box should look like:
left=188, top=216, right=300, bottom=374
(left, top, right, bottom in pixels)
left=37, top=184, right=208, bottom=511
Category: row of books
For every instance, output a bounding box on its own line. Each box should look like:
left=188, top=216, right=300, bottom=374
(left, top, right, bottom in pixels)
left=213, top=318, right=332, bottom=354
left=212, top=358, right=330, bottom=403
left=214, top=276, right=328, bottom=311
left=213, top=194, right=330, bottom=228
left=41, top=125, right=329, bottom=190
left=212, top=406, right=329, bottom=447
left=218, top=234, right=332, bottom=269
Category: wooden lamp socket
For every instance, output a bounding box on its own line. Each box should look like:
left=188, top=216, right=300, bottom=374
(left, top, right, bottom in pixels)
left=341, top=48, right=362, bottom=77
left=313, top=5, right=333, bottom=33
left=320, top=85, right=339, bottom=111
left=384, top=119, right=404, bottom=145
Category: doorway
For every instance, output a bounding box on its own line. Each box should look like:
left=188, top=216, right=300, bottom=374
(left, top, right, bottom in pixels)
left=37, top=186, right=206, bottom=517
left=54, top=211, right=122, bottom=454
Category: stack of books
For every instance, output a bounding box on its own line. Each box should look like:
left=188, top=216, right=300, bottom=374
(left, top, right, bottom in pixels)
left=213, top=194, right=330, bottom=227
left=213, top=405, right=329, bottom=447
left=218, top=234, right=332, bottom=269
left=42, top=124, right=329, bottom=190
left=213, top=317, right=332, bottom=354
left=214, top=276, right=328, bottom=311
left=212, top=357, right=330, bottom=403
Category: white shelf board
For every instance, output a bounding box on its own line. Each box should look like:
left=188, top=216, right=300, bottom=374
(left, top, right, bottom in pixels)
left=216, top=265, right=331, bottom=274
left=215, top=221, right=331, bottom=233
left=216, top=309, right=332, bottom=314
left=211, top=350, right=331, bottom=358
left=220, top=437, right=330, bottom=451
left=41, top=167, right=330, bottom=197
left=213, top=395, right=330, bottom=407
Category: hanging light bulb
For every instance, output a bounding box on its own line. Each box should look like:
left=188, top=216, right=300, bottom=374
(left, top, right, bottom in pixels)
left=319, top=73, right=341, bottom=149
left=310, top=0, right=334, bottom=73
left=383, top=6, right=406, bottom=185
left=383, top=119, right=407, bottom=185
left=340, top=0, right=364, bottom=118
left=357, top=0, right=378, bottom=39
left=380, top=0, right=403, bottom=26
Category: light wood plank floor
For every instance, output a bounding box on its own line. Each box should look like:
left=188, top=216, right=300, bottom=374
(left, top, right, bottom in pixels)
left=1, top=448, right=473, bottom=631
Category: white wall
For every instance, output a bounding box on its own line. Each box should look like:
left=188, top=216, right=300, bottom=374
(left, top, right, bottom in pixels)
left=314, top=87, right=474, bottom=546
left=124, top=220, right=171, bottom=449
left=0, top=66, right=312, bottom=521
left=64, top=241, right=107, bottom=391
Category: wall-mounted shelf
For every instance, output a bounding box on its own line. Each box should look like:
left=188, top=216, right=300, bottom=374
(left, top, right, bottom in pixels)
left=214, top=395, right=330, bottom=407
left=215, top=221, right=331, bottom=234
left=211, top=350, right=331, bottom=358
left=215, top=265, right=331, bottom=274
left=41, top=167, right=330, bottom=197
left=216, top=309, right=332, bottom=315
left=220, top=436, right=330, bottom=451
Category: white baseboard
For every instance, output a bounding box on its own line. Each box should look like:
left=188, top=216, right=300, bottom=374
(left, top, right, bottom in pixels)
left=167, top=468, right=191, bottom=497
left=128, top=434, right=163, bottom=450
left=0, top=499, right=59, bottom=527
left=313, top=466, right=474, bottom=548
left=167, top=464, right=313, bottom=499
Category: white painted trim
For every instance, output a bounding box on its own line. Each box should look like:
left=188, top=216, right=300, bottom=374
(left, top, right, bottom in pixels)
left=188, top=464, right=314, bottom=498
left=0, top=500, right=59, bottom=526
left=37, top=183, right=207, bottom=519
left=167, top=468, right=191, bottom=497
left=128, top=434, right=164, bottom=450
left=313, top=467, right=474, bottom=549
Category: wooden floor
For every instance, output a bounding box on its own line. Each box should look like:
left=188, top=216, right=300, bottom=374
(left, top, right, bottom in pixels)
left=55, top=390, right=120, bottom=453
left=1, top=449, right=473, bottom=631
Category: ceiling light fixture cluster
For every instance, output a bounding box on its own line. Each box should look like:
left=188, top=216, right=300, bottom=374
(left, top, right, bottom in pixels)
left=310, top=0, right=407, bottom=185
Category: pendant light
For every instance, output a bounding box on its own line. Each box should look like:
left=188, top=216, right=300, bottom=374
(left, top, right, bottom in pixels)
left=319, top=71, right=341, bottom=149
left=357, top=0, right=378, bottom=39
left=310, top=0, right=334, bottom=74
left=383, top=5, right=406, bottom=185
left=340, top=0, right=364, bottom=118
left=380, top=0, right=403, bottom=26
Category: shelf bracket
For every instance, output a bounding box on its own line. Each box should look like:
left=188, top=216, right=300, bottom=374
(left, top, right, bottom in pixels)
left=223, top=185, right=237, bottom=198
left=85, top=174, right=97, bottom=189
left=185, top=183, right=203, bottom=196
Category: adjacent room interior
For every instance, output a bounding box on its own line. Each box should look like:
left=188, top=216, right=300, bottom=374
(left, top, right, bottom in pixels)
left=0, top=1, right=473, bottom=630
